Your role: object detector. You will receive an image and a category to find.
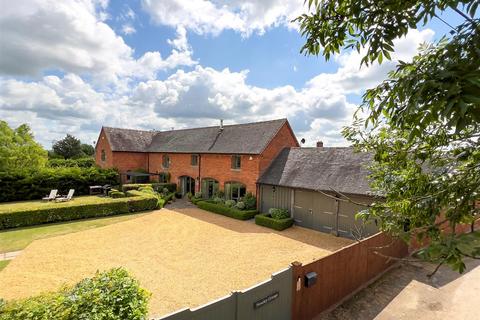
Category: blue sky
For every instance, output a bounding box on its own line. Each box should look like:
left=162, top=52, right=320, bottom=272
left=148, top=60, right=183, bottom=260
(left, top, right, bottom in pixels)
left=0, top=0, right=470, bottom=148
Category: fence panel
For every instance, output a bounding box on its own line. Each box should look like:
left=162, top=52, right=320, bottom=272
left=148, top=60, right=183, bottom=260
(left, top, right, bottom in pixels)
left=292, top=232, right=408, bottom=320
left=237, top=267, right=292, bottom=320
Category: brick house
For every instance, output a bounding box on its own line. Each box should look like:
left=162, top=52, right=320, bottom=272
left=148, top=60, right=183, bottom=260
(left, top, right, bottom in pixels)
left=95, top=119, right=298, bottom=199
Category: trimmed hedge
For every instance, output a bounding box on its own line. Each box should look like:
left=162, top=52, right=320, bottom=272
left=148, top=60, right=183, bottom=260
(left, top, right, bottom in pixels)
left=0, top=167, right=119, bottom=202
left=47, top=158, right=96, bottom=168
left=196, top=201, right=258, bottom=220
left=121, top=183, right=177, bottom=193
left=0, top=268, right=150, bottom=320
left=0, top=191, right=158, bottom=230
left=255, top=213, right=294, bottom=231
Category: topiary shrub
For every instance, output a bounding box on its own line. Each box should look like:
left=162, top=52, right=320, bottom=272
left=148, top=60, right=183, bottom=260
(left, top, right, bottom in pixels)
left=0, top=268, right=150, bottom=320
left=196, top=201, right=257, bottom=220
left=268, top=208, right=290, bottom=220
left=194, top=191, right=202, bottom=198
left=121, top=183, right=176, bottom=193
left=235, top=201, right=245, bottom=210
left=186, top=192, right=193, bottom=200
left=213, top=197, right=224, bottom=204
left=255, top=213, right=294, bottom=231
left=109, top=191, right=126, bottom=198
left=225, top=199, right=236, bottom=208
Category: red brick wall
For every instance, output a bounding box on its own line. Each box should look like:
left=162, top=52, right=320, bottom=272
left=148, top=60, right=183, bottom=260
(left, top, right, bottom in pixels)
left=112, top=152, right=148, bottom=173
left=259, top=122, right=299, bottom=174
left=95, top=129, right=114, bottom=169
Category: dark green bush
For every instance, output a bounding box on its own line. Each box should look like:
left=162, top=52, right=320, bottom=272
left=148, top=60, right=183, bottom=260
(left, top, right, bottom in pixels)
left=241, top=192, right=257, bottom=210
left=268, top=208, right=290, bottom=220
left=0, top=167, right=119, bottom=202
left=191, top=197, right=202, bottom=205
left=0, top=191, right=158, bottom=230
left=121, top=183, right=176, bottom=193
left=0, top=268, right=150, bottom=320
left=255, top=213, right=294, bottom=231
left=196, top=201, right=258, bottom=220
left=110, top=191, right=126, bottom=198
left=47, top=158, right=96, bottom=168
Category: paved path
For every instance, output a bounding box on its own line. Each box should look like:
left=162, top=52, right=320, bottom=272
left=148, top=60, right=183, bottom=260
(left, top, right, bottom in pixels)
left=319, top=259, right=480, bottom=320
left=0, top=250, right=22, bottom=261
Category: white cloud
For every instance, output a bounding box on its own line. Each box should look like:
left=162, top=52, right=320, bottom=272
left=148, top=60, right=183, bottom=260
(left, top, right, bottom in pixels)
left=0, top=0, right=196, bottom=83
left=141, top=0, right=303, bottom=36
left=121, top=24, right=136, bottom=35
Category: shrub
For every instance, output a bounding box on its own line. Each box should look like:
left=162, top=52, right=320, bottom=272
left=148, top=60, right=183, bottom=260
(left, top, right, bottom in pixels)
left=109, top=191, right=126, bottom=198
left=235, top=201, right=245, bottom=210
left=162, top=192, right=175, bottom=203
left=194, top=191, right=202, bottom=198
left=191, top=197, right=202, bottom=205
left=0, top=268, right=150, bottom=320
left=213, top=197, right=224, bottom=204
left=0, top=167, right=119, bottom=202
left=186, top=192, right=193, bottom=200
left=47, top=158, right=96, bottom=168
left=0, top=191, right=158, bottom=230
left=225, top=199, right=236, bottom=208
left=242, top=192, right=257, bottom=210
left=214, top=190, right=225, bottom=199
left=268, top=208, right=290, bottom=220
left=121, top=183, right=177, bottom=193
left=196, top=201, right=258, bottom=220
left=255, top=213, right=294, bottom=231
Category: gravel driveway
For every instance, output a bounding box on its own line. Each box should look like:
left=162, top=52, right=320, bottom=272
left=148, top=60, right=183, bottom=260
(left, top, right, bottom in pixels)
left=0, top=207, right=352, bottom=317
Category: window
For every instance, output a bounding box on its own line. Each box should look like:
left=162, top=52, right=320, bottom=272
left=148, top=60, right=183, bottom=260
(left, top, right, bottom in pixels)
left=101, top=149, right=106, bottom=162
left=162, top=154, right=170, bottom=168
left=231, top=155, right=241, bottom=169
left=225, top=182, right=246, bottom=201
left=191, top=154, right=199, bottom=166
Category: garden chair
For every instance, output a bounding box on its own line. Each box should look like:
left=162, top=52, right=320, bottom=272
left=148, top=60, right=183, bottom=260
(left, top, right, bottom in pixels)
left=56, top=189, right=75, bottom=202
left=42, top=189, right=58, bottom=201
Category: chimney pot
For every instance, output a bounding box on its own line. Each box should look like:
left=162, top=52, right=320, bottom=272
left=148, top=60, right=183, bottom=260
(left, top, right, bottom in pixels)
left=220, top=119, right=224, bottom=130
left=316, top=141, right=324, bottom=148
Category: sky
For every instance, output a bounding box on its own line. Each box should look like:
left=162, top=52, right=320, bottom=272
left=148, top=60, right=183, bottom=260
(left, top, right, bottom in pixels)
left=0, top=0, right=468, bottom=148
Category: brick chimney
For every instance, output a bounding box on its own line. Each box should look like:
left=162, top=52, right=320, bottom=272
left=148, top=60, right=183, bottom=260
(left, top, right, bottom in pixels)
left=316, top=141, right=324, bottom=148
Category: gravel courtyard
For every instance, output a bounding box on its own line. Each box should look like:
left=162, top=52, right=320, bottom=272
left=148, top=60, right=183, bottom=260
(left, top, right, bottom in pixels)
left=0, top=207, right=352, bottom=317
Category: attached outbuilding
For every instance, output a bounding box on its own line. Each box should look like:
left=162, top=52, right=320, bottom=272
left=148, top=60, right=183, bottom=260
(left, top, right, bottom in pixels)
left=258, top=147, right=379, bottom=239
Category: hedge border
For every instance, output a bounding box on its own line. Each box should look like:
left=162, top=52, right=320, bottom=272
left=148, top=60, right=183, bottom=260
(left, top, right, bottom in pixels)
left=0, top=191, right=158, bottom=230
left=121, top=183, right=176, bottom=193
left=196, top=201, right=258, bottom=220
left=255, top=213, right=294, bottom=231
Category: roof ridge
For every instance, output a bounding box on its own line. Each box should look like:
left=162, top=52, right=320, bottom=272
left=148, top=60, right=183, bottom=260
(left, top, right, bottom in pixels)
left=104, top=118, right=287, bottom=134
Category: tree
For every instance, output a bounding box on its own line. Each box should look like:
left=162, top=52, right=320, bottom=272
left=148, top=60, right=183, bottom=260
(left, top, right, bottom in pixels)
left=296, top=1, right=479, bottom=273
left=52, top=134, right=83, bottom=159
left=0, top=121, right=47, bottom=172
left=80, top=143, right=95, bottom=157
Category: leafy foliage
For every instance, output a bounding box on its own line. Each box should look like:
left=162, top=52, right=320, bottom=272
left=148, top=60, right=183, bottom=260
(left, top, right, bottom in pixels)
left=0, top=121, right=47, bottom=173
left=268, top=208, right=290, bottom=220
left=52, top=134, right=84, bottom=159
left=297, top=0, right=480, bottom=271
left=0, top=268, right=150, bottom=320
left=240, top=192, right=257, bottom=210
left=47, top=158, right=96, bottom=168
left=196, top=201, right=258, bottom=220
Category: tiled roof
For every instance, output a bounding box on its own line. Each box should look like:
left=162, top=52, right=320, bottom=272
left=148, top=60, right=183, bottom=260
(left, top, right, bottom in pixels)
left=258, top=147, right=373, bottom=196
left=103, top=119, right=289, bottom=154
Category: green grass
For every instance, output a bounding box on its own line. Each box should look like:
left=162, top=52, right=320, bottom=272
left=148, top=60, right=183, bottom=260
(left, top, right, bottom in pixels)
left=0, top=196, right=125, bottom=214
left=0, top=212, right=151, bottom=253
left=0, top=260, right=10, bottom=271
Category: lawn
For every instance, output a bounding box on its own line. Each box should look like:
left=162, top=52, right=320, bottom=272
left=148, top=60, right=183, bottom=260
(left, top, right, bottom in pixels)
left=0, top=212, right=152, bottom=253
left=0, top=196, right=125, bottom=213
left=0, top=207, right=352, bottom=317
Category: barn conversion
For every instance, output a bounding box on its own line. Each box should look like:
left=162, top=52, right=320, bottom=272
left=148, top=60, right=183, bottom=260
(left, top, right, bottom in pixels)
left=258, top=147, right=379, bottom=239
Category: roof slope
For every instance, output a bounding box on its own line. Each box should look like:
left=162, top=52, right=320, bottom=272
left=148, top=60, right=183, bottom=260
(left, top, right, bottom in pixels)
left=102, top=127, right=156, bottom=152
left=258, top=147, right=373, bottom=196
left=103, top=119, right=288, bottom=154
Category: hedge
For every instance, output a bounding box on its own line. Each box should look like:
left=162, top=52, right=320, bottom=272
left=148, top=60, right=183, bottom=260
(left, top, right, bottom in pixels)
left=0, top=268, right=150, bottom=320
left=121, top=183, right=177, bottom=193
left=196, top=201, right=258, bottom=220
left=0, top=167, right=119, bottom=202
left=47, top=158, right=96, bottom=168
left=0, top=191, right=158, bottom=230
left=255, top=213, right=294, bottom=231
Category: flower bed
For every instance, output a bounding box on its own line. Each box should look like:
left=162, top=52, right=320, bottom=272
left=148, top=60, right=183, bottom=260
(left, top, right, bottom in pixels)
left=255, top=213, right=294, bottom=231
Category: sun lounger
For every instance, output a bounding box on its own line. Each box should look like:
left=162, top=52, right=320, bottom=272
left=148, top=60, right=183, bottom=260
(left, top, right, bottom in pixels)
left=56, top=189, right=75, bottom=202
left=42, top=189, right=58, bottom=201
